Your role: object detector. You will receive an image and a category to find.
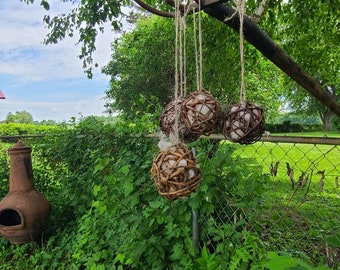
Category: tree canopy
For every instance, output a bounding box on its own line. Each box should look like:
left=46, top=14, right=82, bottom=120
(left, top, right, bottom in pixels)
left=21, top=0, right=339, bottom=123
left=262, top=0, right=339, bottom=129
left=6, top=110, right=34, bottom=124
left=102, top=14, right=283, bottom=120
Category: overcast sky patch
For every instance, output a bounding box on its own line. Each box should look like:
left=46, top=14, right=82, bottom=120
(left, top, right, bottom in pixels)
left=0, top=0, right=118, bottom=122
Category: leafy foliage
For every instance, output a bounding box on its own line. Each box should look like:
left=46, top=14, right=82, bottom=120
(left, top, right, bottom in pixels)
left=0, top=123, right=64, bottom=143
left=2, top=0, right=339, bottom=268
left=103, top=13, right=283, bottom=120
left=262, top=0, right=339, bottom=127
left=264, top=251, right=332, bottom=270
left=102, top=16, right=176, bottom=117
left=5, top=111, right=34, bottom=124
left=21, top=1, right=339, bottom=125
left=0, top=116, right=336, bottom=269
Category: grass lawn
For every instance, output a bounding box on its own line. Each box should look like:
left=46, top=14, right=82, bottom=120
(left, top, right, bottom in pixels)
left=223, top=132, right=340, bottom=265
left=231, top=138, right=339, bottom=191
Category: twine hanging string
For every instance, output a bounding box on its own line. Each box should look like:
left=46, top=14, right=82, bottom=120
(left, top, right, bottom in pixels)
left=174, top=0, right=180, bottom=102
left=182, top=0, right=197, bottom=96
left=224, top=0, right=246, bottom=101
left=173, top=0, right=181, bottom=144
left=181, top=14, right=187, bottom=97
left=237, top=0, right=246, bottom=101
left=193, top=0, right=203, bottom=91
left=172, top=0, right=207, bottom=144
left=198, top=0, right=203, bottom=90
left=173, top=0, right=190, bottom=144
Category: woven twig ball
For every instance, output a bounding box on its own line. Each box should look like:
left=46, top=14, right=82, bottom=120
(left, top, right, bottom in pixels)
left=151, top=144, right=202, bottom=200
left=181, top=89, right=221, bottom=136
left=160, top=98, right=200, bottom=143
left=222, top=101, right=265, bottom=144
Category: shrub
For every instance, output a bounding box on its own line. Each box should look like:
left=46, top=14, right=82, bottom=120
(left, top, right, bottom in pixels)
left=0, top=116, right=333, bottom=269
left=0, top=123, right=64, bottom=143
left=332, top=116, right=340, bottom=131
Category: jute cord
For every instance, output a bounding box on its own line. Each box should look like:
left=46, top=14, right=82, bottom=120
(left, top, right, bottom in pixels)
left=224, top=0, right=247, bottom=101
left=238, top=0, right=246, bottom=101
left=174, top=0, right=185, bottom=144
left=193, top=0, right=203, bottom=90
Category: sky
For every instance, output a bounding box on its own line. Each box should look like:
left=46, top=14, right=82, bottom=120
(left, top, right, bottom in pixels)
left=0, top=0, right=120, bottom=122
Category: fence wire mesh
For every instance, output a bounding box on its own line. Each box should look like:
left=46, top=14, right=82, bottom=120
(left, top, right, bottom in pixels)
left=199, top=136, right=340, bottom=268
left=1, top=134, right=339, bottom=268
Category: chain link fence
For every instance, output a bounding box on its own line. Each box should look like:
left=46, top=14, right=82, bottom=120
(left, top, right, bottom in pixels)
left=200, top=135, right=340, bottom=268
left=1, top=133, right=339, bottom=268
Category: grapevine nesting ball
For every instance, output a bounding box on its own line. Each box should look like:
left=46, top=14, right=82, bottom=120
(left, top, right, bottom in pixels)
left=222, top=101, right=265, bottom=144
left=160, top=98, right=200, bottom=143
left=181, top=89, right=221, bottom=136
left=151, top=144, right=202, bottom=200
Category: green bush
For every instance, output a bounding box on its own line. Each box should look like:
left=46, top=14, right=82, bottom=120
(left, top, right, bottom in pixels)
left=0, top=123, right=64, bottom=143
left=0, top=123, right=61, bottom=136
left=332, top=116, right=340, bottom=131
left=0, top=116, right=333, bottom=269
left=266, top=121, right=322, bottom=133
left=0, top=143, right=10, bottom=199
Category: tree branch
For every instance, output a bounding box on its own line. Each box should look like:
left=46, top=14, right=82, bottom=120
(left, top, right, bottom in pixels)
left=203, top=3, right=340, bottom=117
left=164, top=0, right=200, bottom=15
left=133, top=0, right=175, bottom=17
left=133, top=0, right=340, bottom=116
left=249, top=0, right=268, bottom=24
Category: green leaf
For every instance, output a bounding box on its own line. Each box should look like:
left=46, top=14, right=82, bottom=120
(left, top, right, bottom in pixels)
left=40, top=0, right=50, bottom=10
left=123, top=180, right=134, bottom=197
left=188, top=195, right=201, bottom=210
left=93, top=185, right=101, bottom=196
left=325, top=233, right=340, bottom=248
left=92, top=200, right=107, bottom=213
left=196, top=245, right=221, bottom=270
left=149, top=200, right=163, bottom=209
left=113, top=254, right=126, bottom=264
left=120, top=164, right=130, bottom=175
left=201, top=245, right=209, bottom=260
left=170, top=243, right=183, bottom=260
left=264, top=252, right=312, bottom=270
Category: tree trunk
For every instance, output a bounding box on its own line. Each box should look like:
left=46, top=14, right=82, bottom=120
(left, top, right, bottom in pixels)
left=203, top=3, right=340, bottom=117
left=321, top=111, right=333, bottom=131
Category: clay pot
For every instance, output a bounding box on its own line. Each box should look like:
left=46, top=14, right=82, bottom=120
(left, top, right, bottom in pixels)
left=0, top=141, right=51, bottom=244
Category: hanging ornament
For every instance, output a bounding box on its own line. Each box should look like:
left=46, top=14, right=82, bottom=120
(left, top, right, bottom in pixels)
left=222, top=101, right=265, bottom=144
left=181, top=89, right=221, bottom=136
left=178, top=1, right=221, bottom=137
left=222, top=0, right=265, bottom=144
left=151, top=144, right=202, bottom=200
left=151, top=0, right=204, bottom=200
left=160, top=98, right=200, bottom=143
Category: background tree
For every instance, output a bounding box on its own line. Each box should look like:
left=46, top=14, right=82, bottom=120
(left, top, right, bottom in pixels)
left=103, top=13, right=283, bottom=120
left=38, top=119, right=58, bottom=126
left=102, top=16, right=175, bottom=118
left=262, top=0, right=339, bottom=129
left=6, top=111, right=34, bottom=124
left=22, top=0, right=339, bottom=122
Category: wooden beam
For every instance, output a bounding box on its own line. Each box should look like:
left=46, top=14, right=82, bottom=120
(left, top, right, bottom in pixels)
left=199, top=0, right=224, bottom=6
left=204, top=3, right=340, bottom=117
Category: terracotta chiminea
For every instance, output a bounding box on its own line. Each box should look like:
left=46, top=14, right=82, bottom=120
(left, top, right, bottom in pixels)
left=0, top=141, right=51, bottom=244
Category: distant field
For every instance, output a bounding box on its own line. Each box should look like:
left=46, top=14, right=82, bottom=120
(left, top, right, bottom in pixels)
left=229, top=132, right=340, bottom=194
